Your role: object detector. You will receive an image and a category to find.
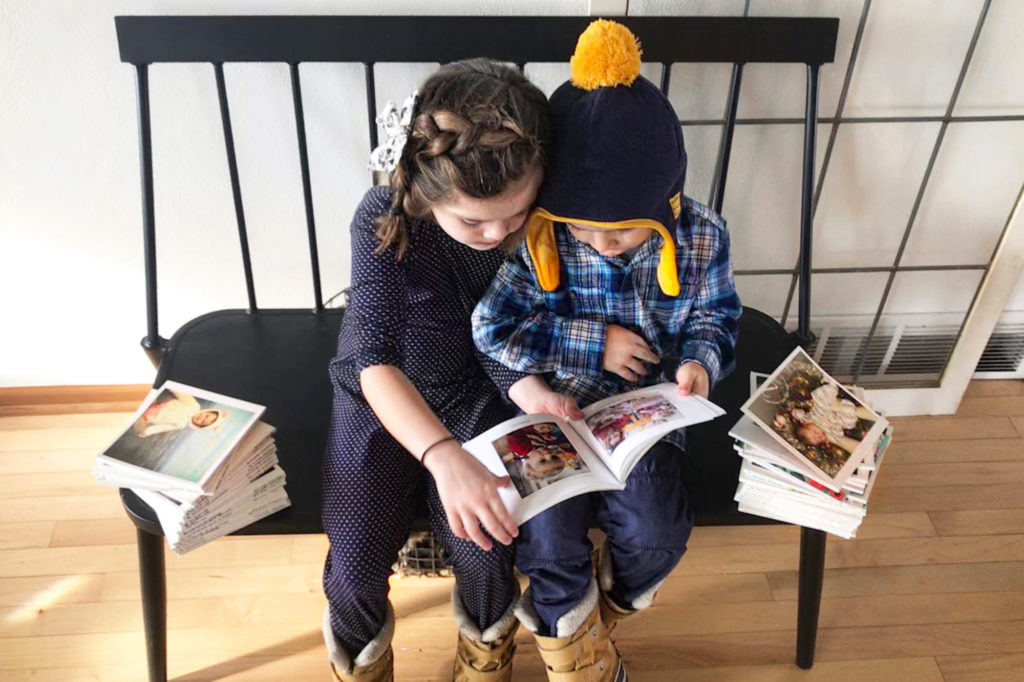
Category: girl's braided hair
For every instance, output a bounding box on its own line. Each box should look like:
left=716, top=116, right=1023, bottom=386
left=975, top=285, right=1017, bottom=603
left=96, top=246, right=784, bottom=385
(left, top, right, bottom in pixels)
left=375, top=58, right=550, bottom=260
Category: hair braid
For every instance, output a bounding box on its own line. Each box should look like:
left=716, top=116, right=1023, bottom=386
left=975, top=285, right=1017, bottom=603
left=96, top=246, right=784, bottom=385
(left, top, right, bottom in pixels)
left=372, top=58, right=550, bottom=260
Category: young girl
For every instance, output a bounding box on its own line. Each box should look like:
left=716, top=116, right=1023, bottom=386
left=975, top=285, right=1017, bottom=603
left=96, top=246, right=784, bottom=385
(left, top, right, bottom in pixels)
left=321, top=59, right=563, bottom=682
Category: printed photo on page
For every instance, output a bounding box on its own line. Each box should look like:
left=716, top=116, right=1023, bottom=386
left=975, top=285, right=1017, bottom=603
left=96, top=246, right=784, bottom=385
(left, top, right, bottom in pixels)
left=98, top=381, right=264, bottom=490
left=492, top=421, right=591, bottom=497
left=575, top=384, right=725, bottom=469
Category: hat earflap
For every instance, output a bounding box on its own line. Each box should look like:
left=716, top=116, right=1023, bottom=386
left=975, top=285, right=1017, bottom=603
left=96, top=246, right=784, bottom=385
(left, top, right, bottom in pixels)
left=524, top=208, right=680, bottom=297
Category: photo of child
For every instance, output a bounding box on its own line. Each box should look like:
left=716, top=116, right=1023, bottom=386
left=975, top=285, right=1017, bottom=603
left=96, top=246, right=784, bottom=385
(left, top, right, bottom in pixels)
left=103, top=386, right=257, bottom=483
left=493, top=422, right=589, bottom=497
left=585, top=394, right=680, bottom=452
left=745, top=350, right=879, bottom=479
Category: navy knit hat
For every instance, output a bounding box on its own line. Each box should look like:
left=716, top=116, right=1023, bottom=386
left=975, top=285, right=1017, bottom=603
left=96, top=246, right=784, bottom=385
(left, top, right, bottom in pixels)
left=526, top=19, right=687, bottom=296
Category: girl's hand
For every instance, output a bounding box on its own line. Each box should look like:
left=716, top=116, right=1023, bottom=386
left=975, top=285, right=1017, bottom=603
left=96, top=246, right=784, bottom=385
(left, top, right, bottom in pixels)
left=676, top=361, right=710, bottom=399
left=509, top=376, right=584, bottom=419
left=603, top=325, right=660, bottom=382
left=423, top=440, right=518, bottom=551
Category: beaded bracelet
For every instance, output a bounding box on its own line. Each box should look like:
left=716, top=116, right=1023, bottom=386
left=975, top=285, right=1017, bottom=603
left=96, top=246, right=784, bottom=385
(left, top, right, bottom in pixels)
left=420, top=435, right=457, bottom=467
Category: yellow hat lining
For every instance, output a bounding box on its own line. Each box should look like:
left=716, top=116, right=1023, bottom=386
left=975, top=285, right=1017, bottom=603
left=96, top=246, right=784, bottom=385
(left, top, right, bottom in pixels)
left=525, top=208, right=681, bottom=297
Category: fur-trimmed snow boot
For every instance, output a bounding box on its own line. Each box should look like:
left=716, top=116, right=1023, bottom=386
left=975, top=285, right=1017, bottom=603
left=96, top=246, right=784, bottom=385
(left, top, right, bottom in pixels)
left=323, top=604, right=395, bottom=682
left=516, top=579, right=627, bottom=682
left=451, top=587, right=520, bottom=681
left=593, top=541, right=637, bottom=633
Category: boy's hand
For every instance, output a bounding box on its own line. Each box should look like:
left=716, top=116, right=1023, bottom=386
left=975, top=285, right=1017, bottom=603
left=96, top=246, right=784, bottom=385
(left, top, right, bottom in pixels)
left=676, top=361, right=710, bottom=399
left=509, top=376, right=584, bottom=419
left=603, top=325, right=660, bottom=382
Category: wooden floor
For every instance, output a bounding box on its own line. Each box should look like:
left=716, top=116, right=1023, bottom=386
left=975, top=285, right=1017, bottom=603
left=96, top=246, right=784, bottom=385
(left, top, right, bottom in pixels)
left=1, top=382, right=1023, bottom=681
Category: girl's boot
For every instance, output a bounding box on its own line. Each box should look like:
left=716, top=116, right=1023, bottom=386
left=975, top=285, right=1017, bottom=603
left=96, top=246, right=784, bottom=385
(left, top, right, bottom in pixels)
left=516, top=579, right=627, bottom=682
left=323, top=604, right=395, bottom=682
left=451, top=586, right=520, bottom=681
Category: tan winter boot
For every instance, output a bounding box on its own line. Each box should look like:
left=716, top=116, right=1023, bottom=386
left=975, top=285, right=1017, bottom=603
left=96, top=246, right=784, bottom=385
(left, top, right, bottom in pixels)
left=323, top=604, right=395, bottom=682
left=451, top=587, right=520, bottom=681
left=593, top=541, right=636, bottom=634
left=594, top=540, right=667, bottom=635
left=516, top=579, right=627, bottom=682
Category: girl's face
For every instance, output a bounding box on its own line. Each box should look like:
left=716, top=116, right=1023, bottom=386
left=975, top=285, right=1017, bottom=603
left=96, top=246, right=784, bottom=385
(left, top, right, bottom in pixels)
left=430, top=164, right=543, bottom=250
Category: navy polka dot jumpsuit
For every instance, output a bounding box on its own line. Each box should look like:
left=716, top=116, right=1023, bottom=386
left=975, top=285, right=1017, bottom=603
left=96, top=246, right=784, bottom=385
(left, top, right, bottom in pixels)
left=323, top=186, right=525, bottom=656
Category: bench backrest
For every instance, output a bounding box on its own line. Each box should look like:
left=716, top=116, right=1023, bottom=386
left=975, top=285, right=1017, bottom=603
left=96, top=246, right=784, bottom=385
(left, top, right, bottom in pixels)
left=114, top=15, right=838, bottom=364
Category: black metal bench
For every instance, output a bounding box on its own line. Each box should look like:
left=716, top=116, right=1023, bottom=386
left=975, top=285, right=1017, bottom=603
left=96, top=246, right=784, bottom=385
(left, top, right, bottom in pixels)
left=115, top=15, right=838, bottom=682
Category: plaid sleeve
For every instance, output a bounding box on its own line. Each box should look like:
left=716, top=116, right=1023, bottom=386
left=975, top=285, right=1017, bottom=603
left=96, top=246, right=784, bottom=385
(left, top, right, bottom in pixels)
left=678, top=223, right=742, bottom=387
left=472, top=245, right=607, bottom=377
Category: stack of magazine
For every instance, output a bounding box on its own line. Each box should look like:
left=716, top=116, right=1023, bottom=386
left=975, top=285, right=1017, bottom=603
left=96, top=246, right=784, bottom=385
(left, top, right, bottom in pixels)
left=730, top=348, right=893, bottom=539
left=93, top=382, right=290, bottom=554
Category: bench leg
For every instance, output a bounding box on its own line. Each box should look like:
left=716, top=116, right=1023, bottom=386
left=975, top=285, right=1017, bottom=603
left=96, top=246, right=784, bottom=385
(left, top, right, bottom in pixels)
left=796, top=526, right=826, bottom=669
left=137, top=528, right=168, bottom=682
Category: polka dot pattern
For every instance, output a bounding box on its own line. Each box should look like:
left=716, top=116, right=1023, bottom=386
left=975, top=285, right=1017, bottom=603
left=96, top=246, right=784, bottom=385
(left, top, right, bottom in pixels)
left=322, top=187, right=520, bottom=656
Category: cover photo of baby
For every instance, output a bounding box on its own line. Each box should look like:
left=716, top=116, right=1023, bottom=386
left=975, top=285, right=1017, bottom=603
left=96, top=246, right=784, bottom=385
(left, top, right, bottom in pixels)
left=746, top=351, right=879, bottom=478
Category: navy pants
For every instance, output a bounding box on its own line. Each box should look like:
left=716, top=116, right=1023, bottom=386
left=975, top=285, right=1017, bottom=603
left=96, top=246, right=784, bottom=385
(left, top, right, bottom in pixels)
left=322, top=427, right=518, bottom=656
left=516, top=440, right=694, bottom=635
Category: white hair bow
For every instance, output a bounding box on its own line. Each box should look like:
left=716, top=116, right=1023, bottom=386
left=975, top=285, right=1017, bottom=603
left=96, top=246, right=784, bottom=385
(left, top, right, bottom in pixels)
left=368, top=92, right=419, bottom=173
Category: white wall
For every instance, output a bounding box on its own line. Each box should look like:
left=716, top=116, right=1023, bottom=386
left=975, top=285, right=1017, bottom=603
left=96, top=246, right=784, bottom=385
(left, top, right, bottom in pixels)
left=1, top=0, right=1022, bottom=387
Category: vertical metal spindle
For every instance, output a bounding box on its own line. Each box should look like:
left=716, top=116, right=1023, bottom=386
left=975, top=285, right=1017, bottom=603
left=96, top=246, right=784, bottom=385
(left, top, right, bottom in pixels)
left=289, top=62, right=324, bottom=313
left=710, top=63, right=745, bottom=214
left=213, top=62, right=257, bottom=313
left=135, top=63, right=165, bottom=368
left=365, top=62, right=378, bottom=153
left=796, top=64, right=820, bottom=347
left=660, top=62, right=672, bottom=95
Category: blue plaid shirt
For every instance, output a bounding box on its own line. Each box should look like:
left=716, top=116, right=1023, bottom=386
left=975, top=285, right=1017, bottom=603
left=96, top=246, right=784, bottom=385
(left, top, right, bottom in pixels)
left=473, top=197, right=741, bottom=415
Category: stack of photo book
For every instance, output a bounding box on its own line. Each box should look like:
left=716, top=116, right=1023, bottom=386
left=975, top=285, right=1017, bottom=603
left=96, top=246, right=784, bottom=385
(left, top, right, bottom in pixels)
left=93, top=381, right=290, bottom=554
left=730, top=347, right=894, bottom=539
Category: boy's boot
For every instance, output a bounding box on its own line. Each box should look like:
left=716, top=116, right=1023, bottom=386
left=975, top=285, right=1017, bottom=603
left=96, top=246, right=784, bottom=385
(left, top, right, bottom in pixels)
left=323, top=604, right=395, bottom=682
left=516, top=579, right=627, bottom=682
left=593, top=541, right=636, bottom=633
left=594, top=541, right=665, bottom=635
left=451, top=587, right=520, bottom=681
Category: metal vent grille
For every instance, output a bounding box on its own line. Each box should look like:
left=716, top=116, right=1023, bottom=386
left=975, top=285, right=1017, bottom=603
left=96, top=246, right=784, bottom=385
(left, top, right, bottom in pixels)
left=810, top=327, right=892, bottom=378
left=804, top=322, right=1024, bottom=386
left=886, top=327, right=959, bottom=376
left=976, top=323, right=1024, bottom=373
left=808, top=325, right=959, bottom=387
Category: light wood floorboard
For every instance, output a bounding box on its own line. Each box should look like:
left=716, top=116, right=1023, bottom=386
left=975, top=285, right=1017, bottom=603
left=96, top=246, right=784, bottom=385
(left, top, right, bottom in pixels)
left=1, top=380, right=1023, bottom=680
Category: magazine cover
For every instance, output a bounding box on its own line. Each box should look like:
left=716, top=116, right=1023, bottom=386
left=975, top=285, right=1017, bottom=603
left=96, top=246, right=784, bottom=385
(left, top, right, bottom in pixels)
left=98, top=381, right=265, bottom=491
left=741, top=347, right=889, bottom=489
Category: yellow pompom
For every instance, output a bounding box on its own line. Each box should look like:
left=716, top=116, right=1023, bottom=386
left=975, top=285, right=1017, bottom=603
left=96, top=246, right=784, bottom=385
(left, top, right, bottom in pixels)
left=570, top=19, right=643, bottom=91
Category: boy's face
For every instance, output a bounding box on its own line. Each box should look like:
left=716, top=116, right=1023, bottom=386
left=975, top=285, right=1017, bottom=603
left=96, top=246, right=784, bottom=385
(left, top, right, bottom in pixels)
left=567, top=223, right=653, bottom=258
left=430, top=164, right=543, bottom=250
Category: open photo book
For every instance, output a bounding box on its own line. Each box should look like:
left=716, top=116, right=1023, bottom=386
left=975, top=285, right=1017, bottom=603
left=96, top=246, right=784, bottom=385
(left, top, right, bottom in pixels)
left=462, top=383, right=725, bottom=524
